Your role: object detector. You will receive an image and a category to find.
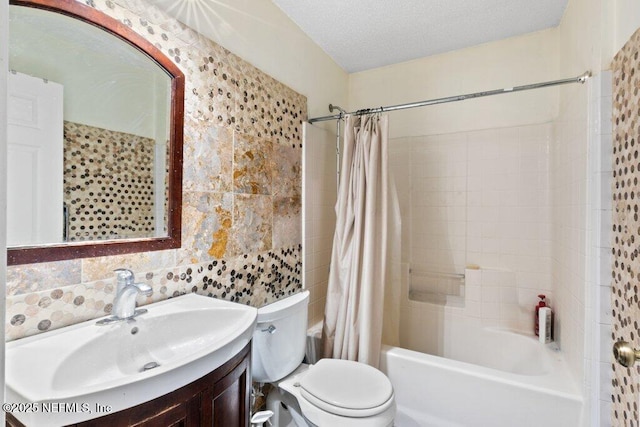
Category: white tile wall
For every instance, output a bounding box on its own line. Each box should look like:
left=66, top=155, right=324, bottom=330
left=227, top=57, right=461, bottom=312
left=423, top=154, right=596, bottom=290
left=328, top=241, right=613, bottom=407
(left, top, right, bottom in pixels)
left=584, top=72, right=613, bottom=425
left=392, top=123, right=563, bottom=347
left=400, top=265, right=550, bottom=355
left=410, top=134, right=468, bottom=279
left=391, top=123, right=555, bottom=329
left=389, top=138, right=412, bottom=263
left=303, top=124, right=338, bottom=326
left=550, top=77, right=590, bottom=394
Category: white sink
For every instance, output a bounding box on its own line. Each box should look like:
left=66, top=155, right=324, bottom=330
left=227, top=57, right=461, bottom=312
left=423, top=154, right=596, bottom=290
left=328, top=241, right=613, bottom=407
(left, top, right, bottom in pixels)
left=6, top=294, right=258, bottom=426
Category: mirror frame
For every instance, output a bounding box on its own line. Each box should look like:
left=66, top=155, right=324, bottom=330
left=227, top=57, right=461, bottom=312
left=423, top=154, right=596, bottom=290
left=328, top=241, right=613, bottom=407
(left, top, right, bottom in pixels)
left=8, top=0, right=184, bottom=265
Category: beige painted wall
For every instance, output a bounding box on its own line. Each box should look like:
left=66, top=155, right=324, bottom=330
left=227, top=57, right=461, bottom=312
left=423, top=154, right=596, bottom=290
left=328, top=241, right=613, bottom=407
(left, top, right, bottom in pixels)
left=573, top=0, right=640, bottom=71
left=0, top=0, right=7, bottom=419
left=348, top=28, right=560, bottom=139
left=303, top=123, right=337, bottom=327
left=614, top=0, right=640, bottom=57
left=148, top=0, right=348, bottom=121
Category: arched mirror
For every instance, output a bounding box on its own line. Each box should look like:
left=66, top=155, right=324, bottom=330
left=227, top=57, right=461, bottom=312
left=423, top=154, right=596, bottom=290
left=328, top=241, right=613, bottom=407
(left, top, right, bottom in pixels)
left=7, top=0, right=184, bottom=265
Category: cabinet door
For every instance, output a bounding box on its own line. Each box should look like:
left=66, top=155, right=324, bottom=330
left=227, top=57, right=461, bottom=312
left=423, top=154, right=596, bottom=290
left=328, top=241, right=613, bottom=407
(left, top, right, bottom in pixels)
left=202, top=353, right=251, bottom=427
left=71, top=397, right=200, bottom=427
left=130, top=399, right=199, bottom=427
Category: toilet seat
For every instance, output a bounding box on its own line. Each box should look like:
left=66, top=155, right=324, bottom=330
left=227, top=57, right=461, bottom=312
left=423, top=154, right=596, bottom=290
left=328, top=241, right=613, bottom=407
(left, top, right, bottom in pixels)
left=299, top=359, right=394, bottom=417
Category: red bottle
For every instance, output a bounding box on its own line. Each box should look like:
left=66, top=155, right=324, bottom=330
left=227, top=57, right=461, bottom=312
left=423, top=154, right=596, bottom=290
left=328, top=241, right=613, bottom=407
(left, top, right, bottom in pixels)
left=534, top=294, right=546, bottom=336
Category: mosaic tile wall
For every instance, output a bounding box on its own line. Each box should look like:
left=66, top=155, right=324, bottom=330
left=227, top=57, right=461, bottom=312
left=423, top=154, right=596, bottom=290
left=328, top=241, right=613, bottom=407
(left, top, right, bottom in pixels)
left=611, top=27, right=640, bottom=427
left=5, top=0, right=305, bottom=341
left=63, top=121, right=156, bottom=241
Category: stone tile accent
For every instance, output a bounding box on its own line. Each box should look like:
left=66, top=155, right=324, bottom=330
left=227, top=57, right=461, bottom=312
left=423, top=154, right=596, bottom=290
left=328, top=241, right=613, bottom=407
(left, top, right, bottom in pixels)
left=233, top=134, right=273, bottom=195
left=177, top=191, right=233, bottom=263
left=231, top=194, right=273, bottom=255
left=183, top=122, right=233, bottom=193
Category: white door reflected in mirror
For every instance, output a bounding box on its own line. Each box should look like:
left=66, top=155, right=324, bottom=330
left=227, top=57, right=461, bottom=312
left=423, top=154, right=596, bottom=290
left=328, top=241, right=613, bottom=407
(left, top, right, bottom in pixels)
left=7, top=71, right=63, bottom=246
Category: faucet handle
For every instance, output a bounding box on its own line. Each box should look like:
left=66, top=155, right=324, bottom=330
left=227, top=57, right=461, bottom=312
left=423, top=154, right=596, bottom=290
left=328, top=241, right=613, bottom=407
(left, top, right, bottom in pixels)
left=133, top=282, right=153, bottom=297
left=114, top=268, right=135, bottom=289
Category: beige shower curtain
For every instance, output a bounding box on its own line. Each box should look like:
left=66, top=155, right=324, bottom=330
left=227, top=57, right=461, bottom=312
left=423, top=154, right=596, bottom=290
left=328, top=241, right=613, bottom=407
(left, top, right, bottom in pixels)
left=322, top=114, right=400, bottom=368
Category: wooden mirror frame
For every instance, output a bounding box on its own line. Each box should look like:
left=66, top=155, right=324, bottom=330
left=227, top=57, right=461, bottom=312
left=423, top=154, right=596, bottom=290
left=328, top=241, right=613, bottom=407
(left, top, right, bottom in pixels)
left=8, top=0, right=184, bottom=265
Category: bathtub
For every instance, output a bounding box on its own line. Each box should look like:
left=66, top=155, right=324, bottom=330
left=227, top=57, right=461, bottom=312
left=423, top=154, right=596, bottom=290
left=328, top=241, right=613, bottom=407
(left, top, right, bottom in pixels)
left=380, top=325, right=583, bottom=427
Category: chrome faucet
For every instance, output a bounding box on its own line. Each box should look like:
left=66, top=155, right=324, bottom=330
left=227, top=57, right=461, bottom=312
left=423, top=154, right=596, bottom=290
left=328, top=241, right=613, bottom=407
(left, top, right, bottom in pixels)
left=113, top=268, right=153, bottom=318
left=97, top=269, right=153, bottom=325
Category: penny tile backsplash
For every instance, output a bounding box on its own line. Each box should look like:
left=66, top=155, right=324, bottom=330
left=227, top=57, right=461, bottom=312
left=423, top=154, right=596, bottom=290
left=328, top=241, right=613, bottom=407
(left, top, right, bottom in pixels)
left=611, top=27, right=640, bottom=426
left=6, top=0, right=305, bottom=341
left=7, top=246, right=301, bottom=338
left=63, top=121, right=157, bottom=241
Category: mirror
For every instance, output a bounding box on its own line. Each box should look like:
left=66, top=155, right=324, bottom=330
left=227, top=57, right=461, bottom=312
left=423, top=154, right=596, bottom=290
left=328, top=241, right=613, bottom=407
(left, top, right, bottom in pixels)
left=7, top=0, right=184, bottom=265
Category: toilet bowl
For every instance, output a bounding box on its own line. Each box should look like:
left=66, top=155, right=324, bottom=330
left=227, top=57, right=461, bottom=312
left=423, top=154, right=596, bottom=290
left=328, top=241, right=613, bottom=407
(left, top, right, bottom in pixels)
left=252, top=291, right=396, bottom=427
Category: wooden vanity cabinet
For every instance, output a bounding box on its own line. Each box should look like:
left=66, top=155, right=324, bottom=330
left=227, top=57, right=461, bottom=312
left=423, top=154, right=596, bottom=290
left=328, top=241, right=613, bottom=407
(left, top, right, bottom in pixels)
left=6, top=343, right=251, bottom=427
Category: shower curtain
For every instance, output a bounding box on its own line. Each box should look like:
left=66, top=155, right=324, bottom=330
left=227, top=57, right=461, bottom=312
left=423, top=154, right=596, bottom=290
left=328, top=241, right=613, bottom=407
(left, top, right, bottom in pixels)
left=322, top=114, right=401, bottom=368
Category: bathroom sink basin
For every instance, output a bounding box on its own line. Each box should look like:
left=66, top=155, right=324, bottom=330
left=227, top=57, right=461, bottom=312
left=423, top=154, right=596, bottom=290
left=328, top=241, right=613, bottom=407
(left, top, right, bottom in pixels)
left=6, top=294, right=257, bottom=426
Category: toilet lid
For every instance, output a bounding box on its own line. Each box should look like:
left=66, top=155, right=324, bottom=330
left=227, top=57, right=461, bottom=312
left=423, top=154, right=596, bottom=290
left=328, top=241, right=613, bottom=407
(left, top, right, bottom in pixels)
left=299, top=359, right=394, bottom=416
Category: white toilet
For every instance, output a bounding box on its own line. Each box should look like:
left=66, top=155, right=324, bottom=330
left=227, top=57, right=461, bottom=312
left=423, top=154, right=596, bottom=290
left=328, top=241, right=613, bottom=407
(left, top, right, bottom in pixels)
left=252, top=291, right=396, bottom=427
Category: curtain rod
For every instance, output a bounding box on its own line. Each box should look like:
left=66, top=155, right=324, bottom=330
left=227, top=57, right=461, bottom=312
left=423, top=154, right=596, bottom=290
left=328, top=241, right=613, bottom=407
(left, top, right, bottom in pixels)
left=307, top=71, right=591, bottom=124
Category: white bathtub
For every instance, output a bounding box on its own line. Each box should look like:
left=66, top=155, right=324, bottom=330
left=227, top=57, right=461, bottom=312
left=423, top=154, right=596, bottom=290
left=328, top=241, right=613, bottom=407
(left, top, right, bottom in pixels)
left=380, top=326, right=583, bottom=427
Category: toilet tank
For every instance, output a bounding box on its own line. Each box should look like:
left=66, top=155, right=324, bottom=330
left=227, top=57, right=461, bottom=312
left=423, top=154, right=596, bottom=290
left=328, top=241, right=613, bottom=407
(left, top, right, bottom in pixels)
left=252, top=291, right=309, bottom=382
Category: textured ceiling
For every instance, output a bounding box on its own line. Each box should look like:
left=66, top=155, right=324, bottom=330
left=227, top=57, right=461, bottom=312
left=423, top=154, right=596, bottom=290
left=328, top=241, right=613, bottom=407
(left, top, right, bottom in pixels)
left=271, top=0, right=568, bottom=73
